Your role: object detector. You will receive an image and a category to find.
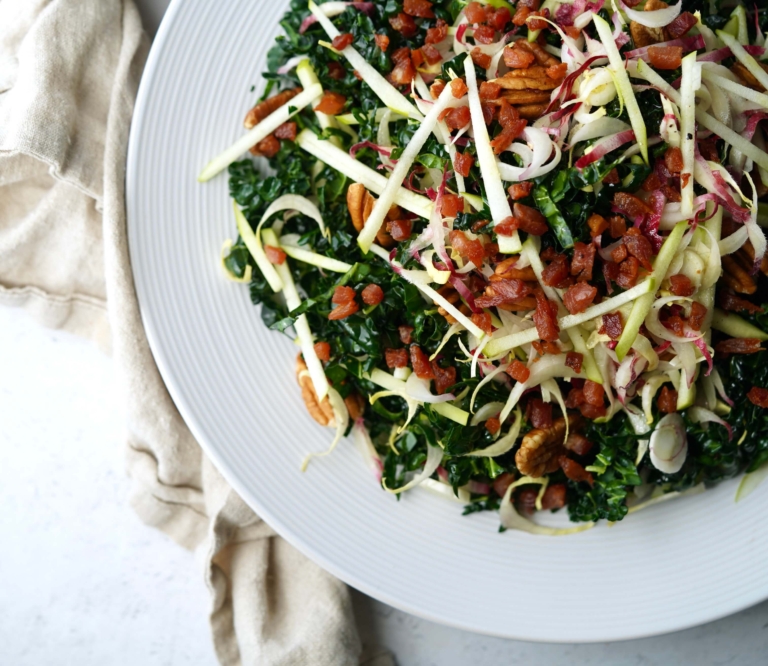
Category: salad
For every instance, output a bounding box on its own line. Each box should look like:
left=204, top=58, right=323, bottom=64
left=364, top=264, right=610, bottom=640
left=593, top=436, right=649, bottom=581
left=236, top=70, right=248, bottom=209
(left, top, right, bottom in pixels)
left=200, top=0, right=768, bottom=534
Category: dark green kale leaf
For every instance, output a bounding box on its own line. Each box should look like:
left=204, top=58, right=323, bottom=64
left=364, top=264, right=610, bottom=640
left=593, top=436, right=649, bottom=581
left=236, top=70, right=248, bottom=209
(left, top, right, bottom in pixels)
left=567, top=414, right=644, bottom=523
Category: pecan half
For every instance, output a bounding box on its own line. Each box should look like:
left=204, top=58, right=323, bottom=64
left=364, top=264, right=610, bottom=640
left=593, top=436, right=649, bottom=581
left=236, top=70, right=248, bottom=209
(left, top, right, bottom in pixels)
left=493, top=67, right=560, bottom=91
left=722, top=255, right=757, bottom=294
left=344, top=392, right=366, bottom=421
left=514, top=39, right=560, bottom=68
left=500, top=90, right=552, bottom=105
left=630, top=6, right=667, bottom=48
left=436, top=283, right=471, bottom=323
left=347, top=183, right=368, bottom=232
left=490, top=47, right=564, bottom=122
left=632, top=0, right=670, bottom=45
left=296, top=355, right=334, bottom=426
left=346, top=183, right=398, bottom=247
left=516, top=103, right=549, bottom=120
left=733, top=62, right=768, bottom=92
left=515, top=413, right=582, bottom=478
left=740, top=241, right=768, bottom=277
left=754, top=167, right=768, bottom=199
left=244, top=88, right=302, bottom=129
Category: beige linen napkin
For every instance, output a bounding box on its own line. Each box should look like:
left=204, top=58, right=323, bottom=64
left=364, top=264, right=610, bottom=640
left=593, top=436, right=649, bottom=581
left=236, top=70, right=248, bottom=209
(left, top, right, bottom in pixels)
left=0, top=1, right=386, bottom=663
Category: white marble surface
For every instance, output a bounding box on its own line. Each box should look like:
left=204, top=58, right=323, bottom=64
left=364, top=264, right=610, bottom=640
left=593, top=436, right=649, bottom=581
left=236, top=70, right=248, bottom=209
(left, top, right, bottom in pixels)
left=3, top=1, right=768, bottom=663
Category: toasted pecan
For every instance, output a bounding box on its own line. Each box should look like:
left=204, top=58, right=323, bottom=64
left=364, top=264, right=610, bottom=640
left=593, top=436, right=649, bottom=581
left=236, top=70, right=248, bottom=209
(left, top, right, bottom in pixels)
left=516, top=103, right=550, bottom=119
left=514, top=39, right=560, bottom=68
left=347, top=183, right=367, bottom=232
left=344, top=392, right=366, bottom=421
left=515, top=414, right=581, bottom=478
left=629, top=1, right=668, bottom=49
left=722, top=255, right=757, bottom=294
left=244, top=88, right=302, bottom=129
left=732, top=62, right=768, bottom=92
left=346, top=183, right=398, bottom=247
left=493, top=67, right=560, bottom=91
left=500, top=90, right=553, bottom=105
left=296, top=355, right=334, bottom=426
left=740, top=241, right=768, bottom=277
left=435, top=284, right=472, bottom=323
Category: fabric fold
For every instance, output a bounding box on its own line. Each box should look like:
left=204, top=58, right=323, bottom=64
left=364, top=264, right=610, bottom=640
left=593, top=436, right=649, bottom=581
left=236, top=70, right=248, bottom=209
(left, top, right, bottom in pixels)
left=0, top=0, right=367, bottom=663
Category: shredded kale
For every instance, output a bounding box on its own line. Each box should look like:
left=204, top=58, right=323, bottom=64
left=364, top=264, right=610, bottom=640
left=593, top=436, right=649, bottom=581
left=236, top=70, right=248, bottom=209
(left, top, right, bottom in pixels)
left=224, top=0, right=768, bottom=529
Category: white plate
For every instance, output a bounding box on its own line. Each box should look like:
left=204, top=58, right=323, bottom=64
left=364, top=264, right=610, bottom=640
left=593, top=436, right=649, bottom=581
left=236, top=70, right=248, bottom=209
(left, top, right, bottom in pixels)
left=126, top=0, right=768, bottom=642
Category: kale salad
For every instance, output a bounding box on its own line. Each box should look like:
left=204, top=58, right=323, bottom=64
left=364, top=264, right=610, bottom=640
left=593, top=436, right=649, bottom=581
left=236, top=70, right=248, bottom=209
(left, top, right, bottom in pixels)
left=199, top=0, right=768, bottom=534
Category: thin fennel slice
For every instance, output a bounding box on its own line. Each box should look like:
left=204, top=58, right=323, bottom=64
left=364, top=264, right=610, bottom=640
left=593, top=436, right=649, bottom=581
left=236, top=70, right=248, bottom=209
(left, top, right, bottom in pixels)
left=368, top=244, right=486, bottom=339
left=234, top=201, right=282, bottom=292
left=307, top=0, right=421, bottom=119
left=296, top=130, right=433, bottom=219
left=710, top=309, right=768, bottom=341
left=463, top=55, right=520, bottom=252
left=301, top=386, right=348, bottom=471
left=679, top=52, right=698, bottom=218
left=736, top=462, right=768, bottom=503
left=615, top=221, right=689, bottom=360
left=637, top=61, right=768, bottom=171
left=296, top=59, right=340, bottom=142
left=484, top=279, right=655, bottom=357
left=717, top=30, right=768, bottom=92
left=593, top=14, right=648, bottom=164
left=500, top=476, right=595, bottom=535
left=467, top=407, right=523, bottom=457
left=366, top=368, right=470, bottom=426
left=357, top=83, right=457, bottom=253
left=703, top=72, right=768, bottom=110
left=278, top=243, right=352, bottom=273
left=699, top=203, right=723, bottom=338
left=619, top=0, right=681, bottom=28
left=499, top=354, right=580, bottom=423
left=262, top=228, right=329, bottom=402
left=522, top=237, right=602, bottom=384
left=198, top=83, right=323, bottom=182
left=627, top=484, right=704, bottom=514
left=383, top=442, right=444, bottom=494
left=239, top=193, right=330, bottom=293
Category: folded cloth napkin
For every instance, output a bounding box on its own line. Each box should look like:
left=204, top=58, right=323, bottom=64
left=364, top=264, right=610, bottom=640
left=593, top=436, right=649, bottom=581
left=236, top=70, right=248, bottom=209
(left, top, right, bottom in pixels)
left=0, top=1, right=384, bottom=663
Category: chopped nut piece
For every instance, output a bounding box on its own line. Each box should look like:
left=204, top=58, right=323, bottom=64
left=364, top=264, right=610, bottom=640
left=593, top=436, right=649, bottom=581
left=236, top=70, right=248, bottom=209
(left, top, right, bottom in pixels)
left=515, top=414, right=581, bottom=478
